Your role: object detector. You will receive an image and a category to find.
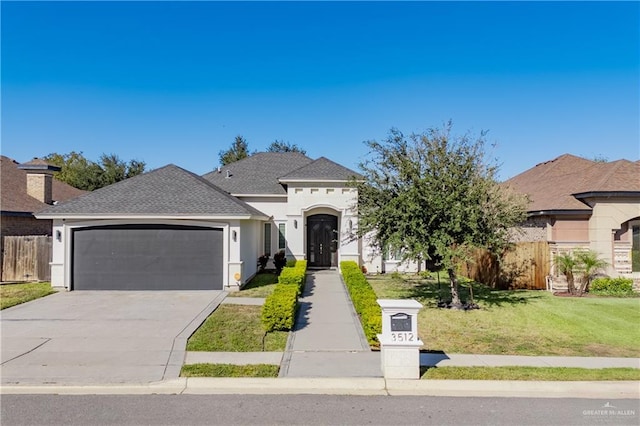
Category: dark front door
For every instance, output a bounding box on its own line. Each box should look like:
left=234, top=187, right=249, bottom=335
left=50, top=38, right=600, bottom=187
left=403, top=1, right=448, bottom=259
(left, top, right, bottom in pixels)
left=307, top=214, right=338, bottom=268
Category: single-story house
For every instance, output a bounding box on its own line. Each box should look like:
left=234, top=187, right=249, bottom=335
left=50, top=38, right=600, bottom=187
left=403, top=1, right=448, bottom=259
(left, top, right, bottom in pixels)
left=36, top=152, right=362, bottom=291
left=1, top=156, right=85, bottom=281
left=504, top=154, right=640, bottom=279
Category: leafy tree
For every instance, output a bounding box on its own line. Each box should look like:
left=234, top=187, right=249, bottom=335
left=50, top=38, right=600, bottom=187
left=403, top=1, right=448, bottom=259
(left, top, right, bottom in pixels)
left=266, top=140, right=307, bottom=155
left=99, top=154, right=146, bottom=187
left=355, top=122, right=528, bottom=309
left=219, top=135, right=250, bottom=166
left=44, top=151, right=103, bottom=191
left=44, top=151, right=146, bottom=191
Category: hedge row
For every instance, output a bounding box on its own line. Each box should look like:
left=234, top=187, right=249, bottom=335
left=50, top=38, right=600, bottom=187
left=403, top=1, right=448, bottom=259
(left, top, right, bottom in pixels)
left=261, top=260, right=308, bottom=332
left=340, top=261, right=381, bottom=346
left=590, top=277, right=635, bottom=296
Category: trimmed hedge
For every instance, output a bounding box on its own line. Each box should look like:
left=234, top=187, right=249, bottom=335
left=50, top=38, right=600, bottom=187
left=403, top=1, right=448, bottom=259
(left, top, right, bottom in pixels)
left=261, top=284, right=298, bottom=332
left=278, top=266, right=306, bottom=295
left=261, top=260, right=308, bottom=332
left=340, top=261, right=382, bottom=346
left=591, top=277, right=635, bottom=296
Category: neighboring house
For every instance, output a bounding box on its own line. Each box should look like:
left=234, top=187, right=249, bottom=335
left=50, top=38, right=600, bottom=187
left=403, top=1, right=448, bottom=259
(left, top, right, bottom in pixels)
left=504, top=154, right=640, bottom=279
left=1, top=156, right=85, bottom=280
left=36, top=153, right=362, bottom=291
left=0, top=156, right=85, bottom=281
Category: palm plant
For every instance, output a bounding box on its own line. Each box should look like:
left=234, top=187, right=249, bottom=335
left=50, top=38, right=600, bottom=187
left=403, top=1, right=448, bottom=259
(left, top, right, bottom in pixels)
left=554, top=253, right=578, bottom=295
left=575, top=250, right=608, bottom=296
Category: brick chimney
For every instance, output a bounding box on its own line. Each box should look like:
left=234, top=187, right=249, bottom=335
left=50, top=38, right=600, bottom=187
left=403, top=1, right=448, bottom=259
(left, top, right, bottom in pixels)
left=18, top=158, right=61, bottom=205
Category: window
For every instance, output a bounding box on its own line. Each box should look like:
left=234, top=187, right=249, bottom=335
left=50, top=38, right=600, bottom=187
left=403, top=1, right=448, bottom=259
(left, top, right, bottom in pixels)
left=264, top=223, right=271, bottom=255
left=386, top=246, right=402, bottom=261
left=278, top=223, right=286, bottom=250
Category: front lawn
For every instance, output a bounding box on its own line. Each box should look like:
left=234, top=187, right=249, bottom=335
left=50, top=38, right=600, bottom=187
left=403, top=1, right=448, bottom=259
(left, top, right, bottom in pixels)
left=0, top=282, right=56, bottom=310
left=181, top=363, right=279, bottom=378
left=369, top=274, right=640, bottom=357
left=226, top=272, right=279, bottom=298
left=422, top=366, right=640, bottom=381
left=186, top=304, right=288, bottom=352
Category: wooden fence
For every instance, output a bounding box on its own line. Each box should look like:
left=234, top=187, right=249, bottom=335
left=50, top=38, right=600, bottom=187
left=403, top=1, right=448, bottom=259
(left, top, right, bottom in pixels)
left=1, top=236, right=52, bottom=282
left=460, top=241, right=551, bottom=290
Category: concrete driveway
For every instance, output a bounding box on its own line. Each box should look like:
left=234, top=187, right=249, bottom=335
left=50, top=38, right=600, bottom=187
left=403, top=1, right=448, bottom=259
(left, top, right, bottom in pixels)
left=0, top=290, right=225, bottom=385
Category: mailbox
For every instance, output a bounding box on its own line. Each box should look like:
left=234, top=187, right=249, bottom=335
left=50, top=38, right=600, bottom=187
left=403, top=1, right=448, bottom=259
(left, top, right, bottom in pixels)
left=377, top=299, right=423, bottom=379
left=390, top=313, right=412, bottom=332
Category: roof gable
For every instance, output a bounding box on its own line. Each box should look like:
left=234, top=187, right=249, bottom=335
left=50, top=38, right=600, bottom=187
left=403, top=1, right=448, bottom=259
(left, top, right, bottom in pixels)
left=278, top=157, right=362, bottom=182
left=1, top=156, right=85, bottom=214
left=202, top=152, right=313, bottom=195
left=37, top=164, right=266, bottom=218
left=505, top=154, right=640, bottom=213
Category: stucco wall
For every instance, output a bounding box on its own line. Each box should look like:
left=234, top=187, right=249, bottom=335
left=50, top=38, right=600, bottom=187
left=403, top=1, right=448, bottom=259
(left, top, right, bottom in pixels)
left=285, top=183, right=360, bottom=264
left=551, top=218, right=589, bottom=242
left=587, top=198, right=640, bottom=276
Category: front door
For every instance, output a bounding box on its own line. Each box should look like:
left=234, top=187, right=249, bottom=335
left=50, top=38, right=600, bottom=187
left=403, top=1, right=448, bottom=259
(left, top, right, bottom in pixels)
left=307, top=214, right=338, bottom=268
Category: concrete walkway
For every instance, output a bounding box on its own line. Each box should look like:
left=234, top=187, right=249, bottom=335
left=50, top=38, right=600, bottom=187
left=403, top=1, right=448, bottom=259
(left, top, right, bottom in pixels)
left=279, top=269, right=381, bottom=378
left=421, top=353, right=640, bottom=369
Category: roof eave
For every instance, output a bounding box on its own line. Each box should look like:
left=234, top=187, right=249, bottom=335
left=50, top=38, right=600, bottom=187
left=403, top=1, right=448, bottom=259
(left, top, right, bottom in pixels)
left=572, top=191, right=640, bottom=199
left=278, top=178, right=363, bottom=184
left=1, top=210, right=37, bottom=217
left=34, top=213, right=270, bottom=221
left=527, top=209, right=592, bottom=217
left=231, top=193, right=288, bottom=198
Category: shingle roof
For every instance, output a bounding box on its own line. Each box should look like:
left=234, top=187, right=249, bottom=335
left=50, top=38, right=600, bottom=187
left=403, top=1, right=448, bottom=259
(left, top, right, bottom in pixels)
left=504, top=154, right=640, bottom=213
left=202, top=152, right=313, bottom=195
left=37, top=164, right=267, bottom=218
left=1, top=156, right=85, bottom=214
left=279, top=157, right=362, bottom=182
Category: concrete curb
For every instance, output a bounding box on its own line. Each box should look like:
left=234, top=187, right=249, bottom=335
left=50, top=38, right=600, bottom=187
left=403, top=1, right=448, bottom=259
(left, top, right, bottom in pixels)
left=163, top=292, right=228, bottom=380
left=2, top=379, right=638, bottom=398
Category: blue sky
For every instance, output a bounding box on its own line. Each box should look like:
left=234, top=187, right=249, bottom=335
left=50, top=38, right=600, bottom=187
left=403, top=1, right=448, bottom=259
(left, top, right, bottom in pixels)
left=2, top=1, right=639, bottom=180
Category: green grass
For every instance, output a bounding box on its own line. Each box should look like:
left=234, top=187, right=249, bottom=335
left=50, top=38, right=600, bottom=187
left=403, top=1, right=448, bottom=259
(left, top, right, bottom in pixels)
left=227, top=272, right=279, bottom=298
left=181, top=363, right=279, bottom=378
left=0, top=282, right=56, bottom=309
left=422, top=366, right=640, bottom=381
left=187, top=304, right=288, bottom=352
left=368, top=274, right=640, bottom=357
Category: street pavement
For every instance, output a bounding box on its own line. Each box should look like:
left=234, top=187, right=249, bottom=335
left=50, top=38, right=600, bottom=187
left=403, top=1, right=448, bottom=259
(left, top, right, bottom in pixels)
left=3, top=394, right=640, bottom=426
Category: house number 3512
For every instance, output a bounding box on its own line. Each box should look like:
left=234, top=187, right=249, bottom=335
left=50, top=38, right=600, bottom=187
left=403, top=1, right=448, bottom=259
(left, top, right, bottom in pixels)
left=390, top=332, right=415, bottom=342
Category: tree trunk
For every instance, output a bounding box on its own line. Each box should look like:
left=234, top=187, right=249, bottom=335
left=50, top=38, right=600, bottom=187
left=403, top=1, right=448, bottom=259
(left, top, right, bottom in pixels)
left=566, top=271, right=575, bottom=295
left=447, top=268, right=463, bottom=309
left=577, top=277, right=589, bottom=297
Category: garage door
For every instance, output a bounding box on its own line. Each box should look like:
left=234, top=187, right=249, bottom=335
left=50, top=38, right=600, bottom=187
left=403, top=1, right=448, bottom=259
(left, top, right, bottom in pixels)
left=72, top=224, right=223, bottom=290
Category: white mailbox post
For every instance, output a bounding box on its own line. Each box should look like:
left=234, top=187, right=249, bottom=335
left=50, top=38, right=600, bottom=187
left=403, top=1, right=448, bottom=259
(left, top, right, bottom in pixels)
left=377, top=299, right=423, bottom=379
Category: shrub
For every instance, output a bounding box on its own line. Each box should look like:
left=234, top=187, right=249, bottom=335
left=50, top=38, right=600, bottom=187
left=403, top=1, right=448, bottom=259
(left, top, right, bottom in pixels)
left=340, top=261, right=382, bottom=346
left=257, top=254, right=269, bottom=272
left=273, top=250, right=287, bottom=274
left=278, top=266, right=306, bottom=295
left=590, top=277, right=635, bottom=296
left=261, top=285, right=298, bottom=332
left=261, top=260, right=308, bottom=332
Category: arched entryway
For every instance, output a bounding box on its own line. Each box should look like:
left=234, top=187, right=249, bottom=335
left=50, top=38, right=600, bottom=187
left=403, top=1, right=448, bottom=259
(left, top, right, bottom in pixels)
left=307, top=214, right=338, bottom=268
